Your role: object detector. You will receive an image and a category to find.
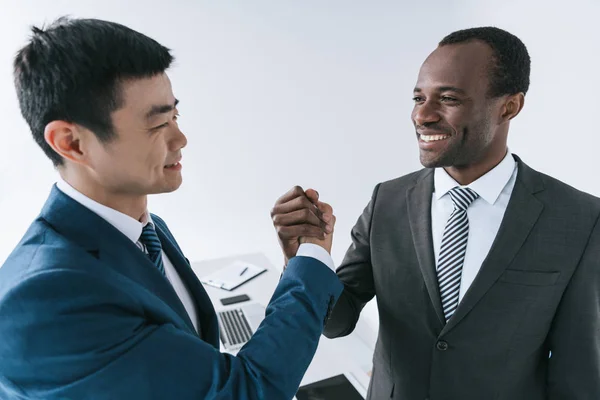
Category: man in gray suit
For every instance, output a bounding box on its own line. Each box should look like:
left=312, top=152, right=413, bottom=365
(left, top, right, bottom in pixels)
left=272, top=27, right=600, bottom=399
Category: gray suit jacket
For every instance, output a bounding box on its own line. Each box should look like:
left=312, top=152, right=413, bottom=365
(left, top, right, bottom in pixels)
left=324, top=155, right=600, bottom=399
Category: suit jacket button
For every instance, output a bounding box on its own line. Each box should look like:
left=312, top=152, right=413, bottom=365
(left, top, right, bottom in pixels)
left=436, top=340, right=448, bottom=351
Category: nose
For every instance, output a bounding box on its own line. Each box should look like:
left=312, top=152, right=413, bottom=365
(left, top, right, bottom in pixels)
left=412, top=100, right=441, bottom=127
left=169, top=125, right=188, bottom=151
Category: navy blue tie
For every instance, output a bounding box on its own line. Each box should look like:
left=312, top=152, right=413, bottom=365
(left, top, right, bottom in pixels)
left=139, top=224, right=165, bottom=276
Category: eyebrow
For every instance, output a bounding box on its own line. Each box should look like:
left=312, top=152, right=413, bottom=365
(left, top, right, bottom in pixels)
left=145, top=99, right=179, bottom=120
left=413, top=86, right=466, bottom=95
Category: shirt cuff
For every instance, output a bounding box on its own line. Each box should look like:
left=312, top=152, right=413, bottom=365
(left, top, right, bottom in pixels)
left=296, top=243, right=336, bottom=272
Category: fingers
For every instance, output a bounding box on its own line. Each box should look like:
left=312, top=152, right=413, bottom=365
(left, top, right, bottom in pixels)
left=271, top=187, right=334, bottom=240
left=315, top=201, right=333, bottom=215
left=298, top=213, right=336, bottom=253
left=276, top=224, right=327, bottom=241
left=274, top=186, right=305, bottom=207
left=271, top=193, right=324, bottom=219
left=273, top=186, right=327, bottom=263
left=305, top=188, right=319, bottom=203
left=272, top=208, right=324, bottom=229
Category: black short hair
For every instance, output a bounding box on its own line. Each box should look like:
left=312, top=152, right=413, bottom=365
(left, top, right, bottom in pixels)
left=439, top=27, right=530, bottom=98
left=14, top=17, right=174, bottom=166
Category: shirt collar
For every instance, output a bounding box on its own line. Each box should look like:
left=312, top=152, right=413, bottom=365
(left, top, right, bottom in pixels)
left=434, top=150, right=517, bottom=205
left=56, top=177, right=152, bottom=243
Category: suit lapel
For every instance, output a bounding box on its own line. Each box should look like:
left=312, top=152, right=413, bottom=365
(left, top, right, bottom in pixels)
left=100, top=239, right=199, bottom=335
left=442, top=157, right=545, bottom=334
left=40, top=187, right=200, bottom=336
left=407, top=170, right=446, bottom=326
left=154, top=223, right=220, bottom=348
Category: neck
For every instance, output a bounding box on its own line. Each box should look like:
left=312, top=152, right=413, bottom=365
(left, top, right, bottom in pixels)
left=59, top=169, right=147, bottom=221
left=444, top=147, right=508, bottom=186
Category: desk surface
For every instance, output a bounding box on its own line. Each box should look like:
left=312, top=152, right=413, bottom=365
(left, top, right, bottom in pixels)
left=191, top=252, right=372, bottom=398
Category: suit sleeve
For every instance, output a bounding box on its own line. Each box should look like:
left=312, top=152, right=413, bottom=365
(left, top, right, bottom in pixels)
left=323, top=184, right=380, bottom=338
left=0, top=257, right=342, bottom=400
left=546, top=216, right=600, bottom=398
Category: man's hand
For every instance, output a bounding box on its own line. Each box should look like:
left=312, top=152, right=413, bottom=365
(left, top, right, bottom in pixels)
left=271, top=186, right=334, bottom=265
left=299, top=201, right=335, bottom=253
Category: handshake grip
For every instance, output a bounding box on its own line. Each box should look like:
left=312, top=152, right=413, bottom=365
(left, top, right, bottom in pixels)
left=299, top=213, right=336, bottom=255
left=271, top=186, right=336, bottom=265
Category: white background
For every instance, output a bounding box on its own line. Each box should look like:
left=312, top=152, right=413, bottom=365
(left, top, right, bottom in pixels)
left=1, top=0, right=599, bottom=341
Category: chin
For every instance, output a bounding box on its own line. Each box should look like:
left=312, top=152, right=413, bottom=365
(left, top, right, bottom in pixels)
left=420, top=149, right=460, bottom=169
left=152, top=179, right=183, bottom=195
left=420, top=153, right=444, bottom=169
left=165, top=181, right=183, bottom=193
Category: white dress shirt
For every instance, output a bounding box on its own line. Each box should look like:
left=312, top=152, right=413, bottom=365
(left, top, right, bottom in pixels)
left=56, top=178, right=199, bottom=333
left=432, top=151, right=518, bottom=302
left=296, top=243, right=335, bottom=271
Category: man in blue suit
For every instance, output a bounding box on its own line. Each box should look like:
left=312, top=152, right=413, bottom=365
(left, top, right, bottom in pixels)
left=0, top=17, right=342, bottom=399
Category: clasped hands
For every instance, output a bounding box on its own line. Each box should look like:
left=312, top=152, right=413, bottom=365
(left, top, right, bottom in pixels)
left=270, top=186, right=335, bottom=265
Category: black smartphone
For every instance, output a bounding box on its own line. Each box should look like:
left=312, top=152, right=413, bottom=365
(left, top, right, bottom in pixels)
left=220, top=294, right=251, bottom=306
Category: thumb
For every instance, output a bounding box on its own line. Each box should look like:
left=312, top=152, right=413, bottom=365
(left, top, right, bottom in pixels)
left=305, top=188, right=319, bottom=203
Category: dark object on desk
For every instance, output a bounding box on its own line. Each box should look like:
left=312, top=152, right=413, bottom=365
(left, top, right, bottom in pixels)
left=296, top=374, right=363, bottom=400
left=220, top=294, right=251, bottom=306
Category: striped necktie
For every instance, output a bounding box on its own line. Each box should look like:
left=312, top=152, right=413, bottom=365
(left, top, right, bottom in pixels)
left=139, top=223, right=165, bottom=276
left=436, top=186, right=479, bottom=322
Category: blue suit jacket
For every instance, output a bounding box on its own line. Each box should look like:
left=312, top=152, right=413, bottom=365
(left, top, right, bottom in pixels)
left=0, top=186, right=343, bottom=399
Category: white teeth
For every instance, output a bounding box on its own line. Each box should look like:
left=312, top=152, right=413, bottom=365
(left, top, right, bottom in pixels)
left=420, top=134, right=450, bottom=142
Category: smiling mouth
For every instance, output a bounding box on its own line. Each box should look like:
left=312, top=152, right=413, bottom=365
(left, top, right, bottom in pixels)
left=164, top=162, right=180, bottom=168
left=419, top=133, right=451, bottom=142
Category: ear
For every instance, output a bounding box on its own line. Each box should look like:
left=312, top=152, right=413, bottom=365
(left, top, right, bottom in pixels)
left=500, top=92, right=525, bottom=123
left=44, top=121, right=88, bottom=166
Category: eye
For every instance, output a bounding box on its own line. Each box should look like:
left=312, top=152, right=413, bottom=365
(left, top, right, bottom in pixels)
left=413, top=96, right=425, bottom=103
left=441, top=96, right=459, bottom=103
left=150, top=113, right=180, bottom=132
left=151, top=122, right=169, bottom=131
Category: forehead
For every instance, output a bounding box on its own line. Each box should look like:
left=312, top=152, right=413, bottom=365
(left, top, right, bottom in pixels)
left=119, top=73, right=175, bottom=114
left=416, top=41, right=493, bottom=93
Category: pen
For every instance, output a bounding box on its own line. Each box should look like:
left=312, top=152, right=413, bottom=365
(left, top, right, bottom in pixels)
left=239, top=266, right=248, bottom=276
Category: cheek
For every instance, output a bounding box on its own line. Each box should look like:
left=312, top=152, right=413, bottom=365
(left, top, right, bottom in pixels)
left=104, top=143, right=153, bottom=177
left=88, top=142, right=120, bottom=173
left=102, top=136, right=169, bottom=176
left=147, top=145, right=168, bottom=168
left=132, top=145, right=169, bottom=179
left=442, top=110, right=470, bottom=135
left=87, top=145, right=135, bottom=186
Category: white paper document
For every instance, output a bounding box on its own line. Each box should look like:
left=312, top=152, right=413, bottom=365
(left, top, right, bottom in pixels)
left=200, top=260, right=267, bottom=291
